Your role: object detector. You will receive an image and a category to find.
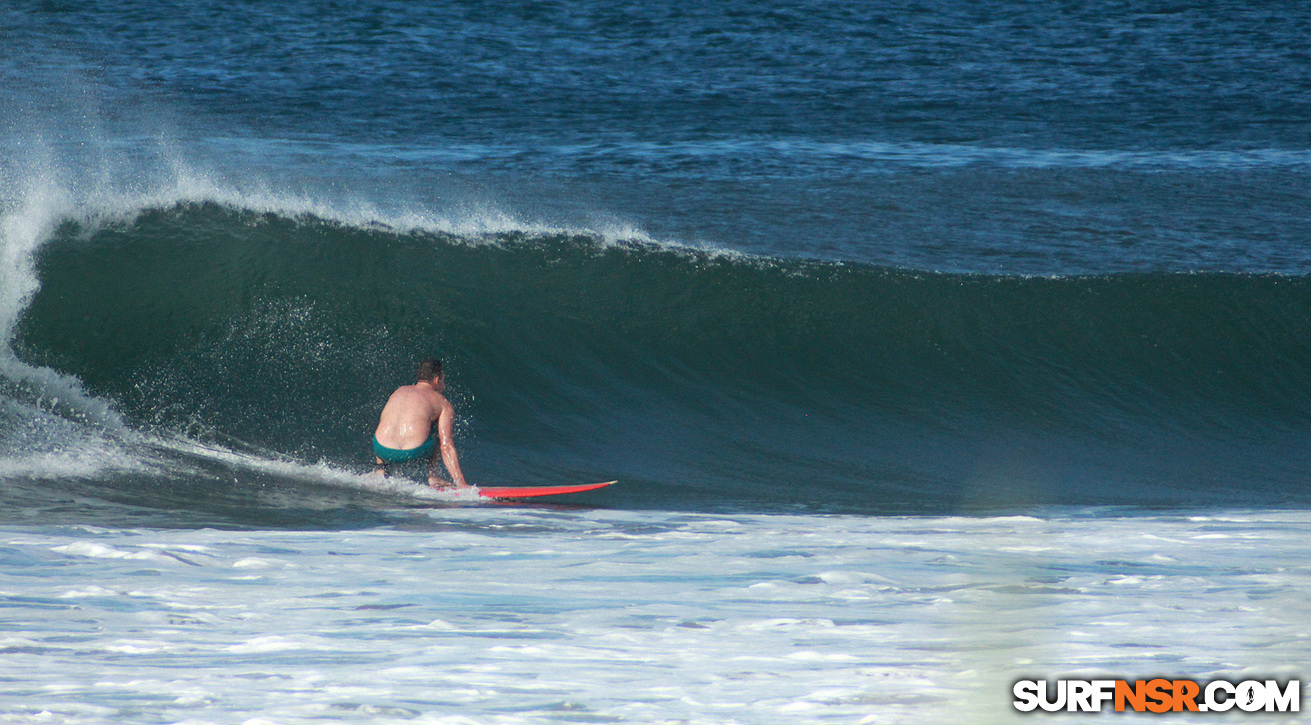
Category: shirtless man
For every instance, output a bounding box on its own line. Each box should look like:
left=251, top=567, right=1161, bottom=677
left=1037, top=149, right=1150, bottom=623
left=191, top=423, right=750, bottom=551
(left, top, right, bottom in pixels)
left=372, top=359, right=471, bottom=489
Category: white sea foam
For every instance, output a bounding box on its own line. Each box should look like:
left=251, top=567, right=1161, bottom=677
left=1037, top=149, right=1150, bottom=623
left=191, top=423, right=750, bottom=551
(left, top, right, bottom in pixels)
left=137, top=432, right=486, bottom=502
left=0, top=509, right=1307, bottom=724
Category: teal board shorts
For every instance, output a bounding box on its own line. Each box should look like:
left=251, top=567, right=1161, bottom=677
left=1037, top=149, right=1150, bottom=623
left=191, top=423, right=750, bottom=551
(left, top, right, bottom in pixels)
left=373, top=435, right=436, bottom=464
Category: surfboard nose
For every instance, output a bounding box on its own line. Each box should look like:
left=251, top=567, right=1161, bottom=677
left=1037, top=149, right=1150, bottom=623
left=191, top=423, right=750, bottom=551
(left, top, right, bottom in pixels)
left=476, top=481, right=617, bottom=499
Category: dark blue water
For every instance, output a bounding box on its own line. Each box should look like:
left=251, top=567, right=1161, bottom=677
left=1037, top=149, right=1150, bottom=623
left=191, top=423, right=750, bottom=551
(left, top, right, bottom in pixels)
left=2, top=0, right=1310, bottom=525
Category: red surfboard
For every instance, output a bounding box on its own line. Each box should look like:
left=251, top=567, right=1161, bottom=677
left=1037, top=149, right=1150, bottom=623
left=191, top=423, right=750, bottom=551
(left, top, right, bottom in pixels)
left=476, top=481, right=616, bottom=499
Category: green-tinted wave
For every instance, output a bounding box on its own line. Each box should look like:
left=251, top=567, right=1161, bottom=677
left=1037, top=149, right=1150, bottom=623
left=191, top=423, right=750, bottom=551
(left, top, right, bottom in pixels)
left=13, top=202, right=1311, bottom=511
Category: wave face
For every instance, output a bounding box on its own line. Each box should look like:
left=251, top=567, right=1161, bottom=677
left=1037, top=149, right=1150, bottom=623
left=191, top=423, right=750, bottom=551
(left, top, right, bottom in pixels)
left=6, top=202, right=1310, bottom=517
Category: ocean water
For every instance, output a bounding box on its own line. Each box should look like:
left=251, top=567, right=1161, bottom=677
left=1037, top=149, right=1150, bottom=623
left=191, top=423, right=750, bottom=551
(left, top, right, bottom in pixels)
left=2, top=0, right=1310, bottom=722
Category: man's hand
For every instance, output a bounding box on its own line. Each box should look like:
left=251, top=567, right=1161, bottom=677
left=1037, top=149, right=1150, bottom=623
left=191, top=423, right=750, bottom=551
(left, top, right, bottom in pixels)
left=429, top=477, right=472, bottom=490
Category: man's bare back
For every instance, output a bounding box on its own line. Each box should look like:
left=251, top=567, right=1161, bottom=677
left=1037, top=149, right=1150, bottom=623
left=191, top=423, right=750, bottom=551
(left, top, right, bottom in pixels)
left=373, top=360, right=470, bottom=489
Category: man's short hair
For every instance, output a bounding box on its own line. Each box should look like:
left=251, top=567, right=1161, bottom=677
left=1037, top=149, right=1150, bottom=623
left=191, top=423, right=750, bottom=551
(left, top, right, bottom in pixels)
left=417, top=358, right=443, bottom=382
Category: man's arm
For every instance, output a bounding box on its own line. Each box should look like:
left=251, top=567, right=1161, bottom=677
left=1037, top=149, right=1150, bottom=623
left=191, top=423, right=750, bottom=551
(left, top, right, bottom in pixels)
left=428, top=398, right=470, bottom=489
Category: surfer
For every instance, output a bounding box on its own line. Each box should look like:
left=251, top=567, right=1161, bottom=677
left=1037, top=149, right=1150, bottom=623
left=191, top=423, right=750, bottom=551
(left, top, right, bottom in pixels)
left=372, top=359, right=471, bottom=489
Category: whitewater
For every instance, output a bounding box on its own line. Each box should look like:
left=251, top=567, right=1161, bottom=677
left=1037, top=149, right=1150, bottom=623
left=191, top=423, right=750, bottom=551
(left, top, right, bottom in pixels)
left=2, top=510, right=1307, bottom=724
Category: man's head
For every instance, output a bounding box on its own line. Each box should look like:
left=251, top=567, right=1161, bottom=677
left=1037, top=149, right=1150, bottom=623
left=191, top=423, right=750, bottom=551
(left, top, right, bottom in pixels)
left=417, top=358, right=444, bottom=385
